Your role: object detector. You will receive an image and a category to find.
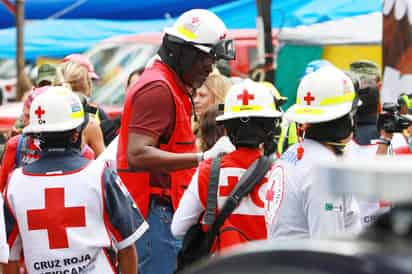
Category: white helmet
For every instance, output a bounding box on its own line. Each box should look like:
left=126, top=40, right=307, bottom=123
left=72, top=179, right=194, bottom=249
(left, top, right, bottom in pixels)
left=285, top=66, right=359, bottom=124
left=216, top=79, right=282, bottom=121
left=23, top=86, right=85, bottom=134
left=164, top=9, right=235, bottom=60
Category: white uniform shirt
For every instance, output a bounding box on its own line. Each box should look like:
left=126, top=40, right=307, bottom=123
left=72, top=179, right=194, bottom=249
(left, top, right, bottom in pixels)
left=265, top=139, right=361, bottom=240
left=344, top=140, right=391, bottom=228
left=5, top=159, right=148, bottom=274
left=97, top=136, right=118, bottom=167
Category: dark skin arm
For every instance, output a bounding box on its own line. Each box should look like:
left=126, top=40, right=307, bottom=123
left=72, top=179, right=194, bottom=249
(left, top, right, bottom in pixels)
left=4, top=261, right=19, bottom=274
left=127, top=133, right=199, bottom=173
left=118, top=245, right=138, bottom=274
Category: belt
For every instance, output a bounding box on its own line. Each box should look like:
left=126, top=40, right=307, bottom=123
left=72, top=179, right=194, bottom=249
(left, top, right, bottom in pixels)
left=150, top=186, right=172, bottom=207
left=150, top=194, right=172, bottom=207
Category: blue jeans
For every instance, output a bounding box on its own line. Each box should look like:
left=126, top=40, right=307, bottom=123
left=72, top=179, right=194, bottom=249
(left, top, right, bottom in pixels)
left=136, top=200, right=181, bottom=274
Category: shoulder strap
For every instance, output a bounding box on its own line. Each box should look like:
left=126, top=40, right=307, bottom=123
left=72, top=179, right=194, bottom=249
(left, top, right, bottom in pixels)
left=204, top=156, right=222, bottom=225
left=15, top=135, right=25, bottom=167
left=207, top=155, right=273, bottom=246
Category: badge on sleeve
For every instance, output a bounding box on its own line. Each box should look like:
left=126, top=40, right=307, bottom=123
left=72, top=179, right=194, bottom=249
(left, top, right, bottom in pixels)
left=264, top=165, right=285, bottom=227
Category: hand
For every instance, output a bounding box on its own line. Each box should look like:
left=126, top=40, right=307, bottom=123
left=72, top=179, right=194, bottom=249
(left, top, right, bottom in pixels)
left=203, top=136, right=235, bottom=160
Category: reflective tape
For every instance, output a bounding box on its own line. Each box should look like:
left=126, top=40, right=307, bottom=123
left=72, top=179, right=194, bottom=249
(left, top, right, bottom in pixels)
left=297, top=92, right=355, bottom=106
left=319, top=92, right=355, bottom=106
left=293, top=108, right=325, bottom=115
left=230, top=105, right=263, bottom=112
left=71, top=110, right=84, bottom=119
left=229, top=104, right=276, bottom=112
left=177, top=25, right=197, bottom=39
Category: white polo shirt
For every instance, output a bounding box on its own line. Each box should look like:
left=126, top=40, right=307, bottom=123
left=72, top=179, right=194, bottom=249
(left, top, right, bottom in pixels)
left=265, top=139, right=361, bottom=240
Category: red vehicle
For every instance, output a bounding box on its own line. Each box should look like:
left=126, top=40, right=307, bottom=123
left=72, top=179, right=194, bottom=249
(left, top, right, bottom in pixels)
left=0, top=30, right=277, bottom=133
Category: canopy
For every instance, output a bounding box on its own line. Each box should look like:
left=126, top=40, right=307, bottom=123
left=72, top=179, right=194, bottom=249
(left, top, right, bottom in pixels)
left=0, top=0, right=230, bottom=29
left=277, top=12, right=382, bottom=45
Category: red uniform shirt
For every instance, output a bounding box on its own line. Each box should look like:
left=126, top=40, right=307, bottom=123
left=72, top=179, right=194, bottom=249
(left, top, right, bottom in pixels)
left=128, top=81, right=175, bottom=188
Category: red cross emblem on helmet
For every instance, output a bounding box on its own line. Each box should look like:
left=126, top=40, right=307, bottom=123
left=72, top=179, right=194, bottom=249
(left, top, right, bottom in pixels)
left=237, top=89, right=254, bottom=105
left=35, top=105, right=46, bottom=124
left=35, top=106, right=45, bottom=119
left=303, top=91, right=315, bottom=106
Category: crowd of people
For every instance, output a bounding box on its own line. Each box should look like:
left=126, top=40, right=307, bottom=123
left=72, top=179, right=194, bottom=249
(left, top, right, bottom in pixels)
left=0, top=7, right=408, bottom=274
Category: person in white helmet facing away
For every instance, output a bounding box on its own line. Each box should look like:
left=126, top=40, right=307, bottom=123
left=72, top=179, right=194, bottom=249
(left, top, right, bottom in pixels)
left=116, top=8, right=235, bottom=274
left=172, top=79, right=281, bottom=253
left=264, top=66, right=362, bottom=240
left=4, top=87, right=148, bottom=274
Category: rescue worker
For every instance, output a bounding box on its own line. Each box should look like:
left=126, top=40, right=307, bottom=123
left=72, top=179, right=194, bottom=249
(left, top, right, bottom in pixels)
left=264, top=66, right=361, bottom=240
left=172, top=79, right=282, bottom=250
left=116, top=9, right=235, bottom=274
left=349, top=60, right=381, bottom=145
left=4, top=87, right=148, bottom=274
left=0, top=86, right=95, bottom=192
left=344, top=61, right=392, bottom=228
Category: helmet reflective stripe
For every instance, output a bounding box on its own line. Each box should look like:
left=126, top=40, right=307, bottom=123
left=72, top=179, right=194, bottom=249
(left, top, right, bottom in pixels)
left=296, top=92, right=356, bottom=106
left=176, top=25, right=197, bottom=40
left=216, top=79, right=282, bottom=121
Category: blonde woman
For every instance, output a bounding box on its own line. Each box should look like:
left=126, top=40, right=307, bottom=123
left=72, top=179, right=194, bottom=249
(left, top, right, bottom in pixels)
left=58, top=61, right=105, bottom=157
left=193, top=69, right=231, bottom=118
left=193, top=69, right=232, bottom=150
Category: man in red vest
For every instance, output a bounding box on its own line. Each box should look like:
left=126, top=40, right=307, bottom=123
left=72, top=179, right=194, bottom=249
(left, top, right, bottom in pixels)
left=116, top=9, right=235, bottom=274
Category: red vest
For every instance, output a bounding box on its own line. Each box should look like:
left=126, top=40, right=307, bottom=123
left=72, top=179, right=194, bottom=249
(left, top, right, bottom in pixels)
left=197, top=148, right=269, bottom=252
left=117, top=60, right=197, bottom=217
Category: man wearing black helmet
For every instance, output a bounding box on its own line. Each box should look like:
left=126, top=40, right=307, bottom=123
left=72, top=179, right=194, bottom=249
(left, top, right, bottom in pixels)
left=117, top=9, right=236, bottom=274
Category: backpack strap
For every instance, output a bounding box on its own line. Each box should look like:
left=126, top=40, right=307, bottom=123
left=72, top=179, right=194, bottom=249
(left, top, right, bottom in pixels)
left=206, top=155, right=273, bottom=247
left=204, top=156, right=222, bottom=225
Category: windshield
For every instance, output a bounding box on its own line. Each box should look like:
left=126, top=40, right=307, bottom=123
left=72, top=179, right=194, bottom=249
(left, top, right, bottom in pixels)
left=91, top=43, right=158, bottom=106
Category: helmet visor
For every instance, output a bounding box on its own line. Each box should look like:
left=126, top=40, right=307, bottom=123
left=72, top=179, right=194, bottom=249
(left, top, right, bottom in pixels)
left=166, top=34, right=235, bottom=60
left=210, top=39, right=236, bottom=60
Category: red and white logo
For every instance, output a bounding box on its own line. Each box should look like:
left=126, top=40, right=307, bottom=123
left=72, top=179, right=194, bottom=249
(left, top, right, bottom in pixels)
left=264, top=165, right=285, bottom=227
left=34, top=105, right=46, bottom=124
left=26, top=188, right=86, bottom=249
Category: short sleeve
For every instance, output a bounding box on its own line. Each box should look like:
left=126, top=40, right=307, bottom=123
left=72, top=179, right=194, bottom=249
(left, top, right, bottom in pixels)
left=128, top=81, right=175, bottom=142
left=102, top=166, right=149, bottom=250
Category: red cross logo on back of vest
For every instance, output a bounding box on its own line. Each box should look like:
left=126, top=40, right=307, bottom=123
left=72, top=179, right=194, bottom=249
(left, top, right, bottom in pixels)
left=303, top=91, right=315, bottom=105
left=237, top=89, right=254, bottom=105
left=34, top=106, right=45, bottom=120
left=27, top=188, right=86, bottom=249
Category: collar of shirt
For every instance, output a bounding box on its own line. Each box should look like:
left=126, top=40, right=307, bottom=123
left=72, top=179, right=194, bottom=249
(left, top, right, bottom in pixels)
left=227, top=147, right=262, bottom=167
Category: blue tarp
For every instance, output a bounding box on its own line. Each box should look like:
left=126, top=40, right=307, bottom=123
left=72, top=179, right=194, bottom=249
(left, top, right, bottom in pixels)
left=0, top=0, right=382, bottom=60
left=0, top=19, right=170, bottom=60
left=212, top=0, right=382, bottom=28
left=0, top=0, right=230, bottom=29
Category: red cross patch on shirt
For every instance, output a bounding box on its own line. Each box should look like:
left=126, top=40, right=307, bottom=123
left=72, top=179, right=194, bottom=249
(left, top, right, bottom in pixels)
left=26, top=188, right=86, bottom=249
